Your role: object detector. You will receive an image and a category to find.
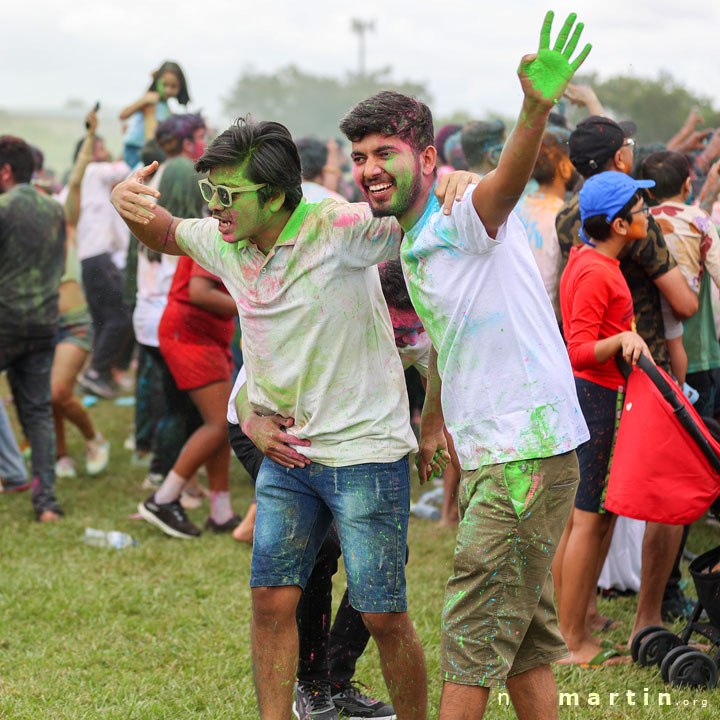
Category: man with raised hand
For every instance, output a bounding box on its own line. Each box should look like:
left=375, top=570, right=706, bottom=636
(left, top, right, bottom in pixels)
left=110, top=119, right=476, bottom=720
left=340, top=12, right=591, bottom=720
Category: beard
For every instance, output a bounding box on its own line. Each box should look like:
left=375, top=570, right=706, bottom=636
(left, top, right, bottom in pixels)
left=368, top=162, right=423, bottom=218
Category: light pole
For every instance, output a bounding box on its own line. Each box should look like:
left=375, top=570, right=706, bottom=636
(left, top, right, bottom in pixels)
left=351, top=19, right=375, bottom=77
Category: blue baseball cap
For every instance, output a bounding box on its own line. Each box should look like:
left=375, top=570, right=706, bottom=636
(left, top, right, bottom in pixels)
left=579, top=171, right=655, bottom=243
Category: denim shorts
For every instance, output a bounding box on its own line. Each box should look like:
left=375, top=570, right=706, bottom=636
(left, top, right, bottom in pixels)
left=251, top=456, right=410, bottom=613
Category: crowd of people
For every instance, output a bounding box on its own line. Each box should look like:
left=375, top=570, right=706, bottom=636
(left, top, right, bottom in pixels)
left=3, top=10, right=720, bottom=720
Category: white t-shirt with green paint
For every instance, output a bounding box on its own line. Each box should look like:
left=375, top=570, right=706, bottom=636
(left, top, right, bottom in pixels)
left=177, top=198, right=418, bottom=467
left=401, top=186, right=589, bottom=471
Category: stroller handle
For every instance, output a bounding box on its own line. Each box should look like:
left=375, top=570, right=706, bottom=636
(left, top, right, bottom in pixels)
left=616, top=353, right=720, bottom=475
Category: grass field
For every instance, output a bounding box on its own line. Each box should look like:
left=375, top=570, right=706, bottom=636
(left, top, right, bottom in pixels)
left=2, top=385, right=720, bottom=719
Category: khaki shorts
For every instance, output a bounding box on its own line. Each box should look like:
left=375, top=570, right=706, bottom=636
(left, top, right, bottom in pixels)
left=441, top=450, right=579, bottom=687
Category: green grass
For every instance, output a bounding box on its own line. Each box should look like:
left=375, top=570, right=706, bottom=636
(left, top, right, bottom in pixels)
left=2, top=386, right=720, bottom=718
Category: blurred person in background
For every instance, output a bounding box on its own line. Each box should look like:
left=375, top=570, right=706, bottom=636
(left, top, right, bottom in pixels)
left=74, top=130, right=132, bottom=400
left=0, top=399, right=29, bottom=494
left=52, top=109, right=110, bottom=479
left=0, top=136, right=66, bottom=521
left=119, top=60, right=191, bottom=169
left=516, top=127, right=578, bottom=319
left=434, top=124, right=462, bottom=177
left=295, top=137, right=345, bottom=202
left=460, top=119, right=506, bottom=177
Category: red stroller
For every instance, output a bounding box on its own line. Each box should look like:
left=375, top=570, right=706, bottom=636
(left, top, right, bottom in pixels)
left=604, top=355, right=720, bottom=688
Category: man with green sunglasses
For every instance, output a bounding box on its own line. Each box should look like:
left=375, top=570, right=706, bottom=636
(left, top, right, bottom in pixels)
left=111, top=117, right=475, bottom=720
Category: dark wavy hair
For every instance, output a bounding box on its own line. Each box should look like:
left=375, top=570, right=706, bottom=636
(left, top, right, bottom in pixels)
left=378, top=260, right=413, bottom=310
left=0, top=135, right=35, bottom=184
left=195, top=117, right=302, bottom=212
left=640, top=151, right=690, bottom=201
left=339, top=91, right=434, bottom=154
left=149, top=61, right=190, bottom=106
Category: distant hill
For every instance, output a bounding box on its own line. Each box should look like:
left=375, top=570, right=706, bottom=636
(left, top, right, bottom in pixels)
left=0, top=106, right=124, bottom=180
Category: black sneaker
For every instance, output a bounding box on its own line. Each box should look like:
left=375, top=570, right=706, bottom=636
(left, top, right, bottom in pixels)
left=139, top=493, right=201, bottom=539
left=204, top=514, right=243, bottom=533
left=293, top=681, right=340, bottom=720
left=78, top=370, right=116, bottom=399
left=331, top=682, right=396, bottom=719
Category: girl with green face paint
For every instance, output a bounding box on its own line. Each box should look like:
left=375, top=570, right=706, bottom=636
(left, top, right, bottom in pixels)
left=120, top=61, right=191, bottom=168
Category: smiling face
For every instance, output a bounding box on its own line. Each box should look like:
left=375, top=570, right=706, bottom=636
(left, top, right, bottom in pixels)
left=350, top=133, right=429, bottom=219
left=206, top=164, right=271, bottom=244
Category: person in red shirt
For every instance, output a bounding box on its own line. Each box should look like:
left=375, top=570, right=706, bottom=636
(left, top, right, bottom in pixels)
left=554, top=171, right=654, bottom=666
left=139, top=256, right=239, bottom=538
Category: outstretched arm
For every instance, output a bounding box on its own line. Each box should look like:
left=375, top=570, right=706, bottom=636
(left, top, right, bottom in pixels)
left=110, top=161, right=186, bottom=256
left=65, top=109, right=98, bottom=227
left=472, top=11, right=591, bottom=236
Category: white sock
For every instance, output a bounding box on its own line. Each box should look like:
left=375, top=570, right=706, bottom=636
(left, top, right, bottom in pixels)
left=154, top=470, right=187, bottom=504
left=210, top=491, right=233, bottom=524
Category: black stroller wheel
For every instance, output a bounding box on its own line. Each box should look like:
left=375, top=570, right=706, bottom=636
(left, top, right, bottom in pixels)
left=631, top=625, right=667, bottom=662
left=669, top=650, right=719, bottom=689
left=637, top=630, right=682, bottom=667
left=661, top=645, right=695, bottom=683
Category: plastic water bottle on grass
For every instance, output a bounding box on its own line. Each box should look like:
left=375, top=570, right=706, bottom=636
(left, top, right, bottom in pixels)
left=83, top=528, right=137, bottom=549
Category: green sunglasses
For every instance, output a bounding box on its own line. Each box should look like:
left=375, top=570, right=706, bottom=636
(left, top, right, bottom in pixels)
left=197, top=178, right=267, bottom=207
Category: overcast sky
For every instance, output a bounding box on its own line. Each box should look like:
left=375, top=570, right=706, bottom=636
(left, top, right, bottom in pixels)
left=3, top=0, right=718, bottom=126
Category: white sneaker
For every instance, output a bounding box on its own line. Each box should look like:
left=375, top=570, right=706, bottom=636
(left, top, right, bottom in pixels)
left=86, top=436, right=110, bottom=476
left=55, top=456, right=77, bottom=479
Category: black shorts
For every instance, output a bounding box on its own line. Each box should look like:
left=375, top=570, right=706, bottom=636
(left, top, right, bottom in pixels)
left=574, top=377, right=623, bottom=513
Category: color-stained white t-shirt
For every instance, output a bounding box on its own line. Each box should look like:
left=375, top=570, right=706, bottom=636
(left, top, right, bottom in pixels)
left=178, top=198, right=417, bottom=467
left=401, top=185, right=589, bottom=470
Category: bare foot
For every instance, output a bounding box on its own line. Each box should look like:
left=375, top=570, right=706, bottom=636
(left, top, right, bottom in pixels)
left=588, top=614, right=623, bottom=632
left=555, top=639, right=604, bottom=666
left=233, top=503, right=256, bottom=544
left=556, top=644, right=631, bottom=666
left=37, top=510, right=61, bottom=523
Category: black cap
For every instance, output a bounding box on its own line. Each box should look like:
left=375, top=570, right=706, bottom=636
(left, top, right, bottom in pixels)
left=569, top=116, right=626, bottom=178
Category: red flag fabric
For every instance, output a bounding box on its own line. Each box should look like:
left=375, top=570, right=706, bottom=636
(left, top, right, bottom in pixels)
left=605, top=364, right=720, bottom=524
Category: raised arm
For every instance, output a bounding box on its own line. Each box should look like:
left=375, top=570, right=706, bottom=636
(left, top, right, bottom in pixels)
left=472, top=11, right=591, bottom=236
left=64, top=109, right=97, bottom=227
left=119, top=90, right=160, bottom=121
left=110, top=162, right=186, bottom=256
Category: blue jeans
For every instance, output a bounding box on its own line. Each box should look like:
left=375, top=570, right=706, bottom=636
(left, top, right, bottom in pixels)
left=0, top=339, right=60, bottom=514
left=252, top=457, right=410, bottom=613
left=0, top=398, right=28, bottom=488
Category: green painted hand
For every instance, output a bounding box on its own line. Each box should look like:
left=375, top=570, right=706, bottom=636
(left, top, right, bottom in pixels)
left=520, top=11, right=592, bottom=107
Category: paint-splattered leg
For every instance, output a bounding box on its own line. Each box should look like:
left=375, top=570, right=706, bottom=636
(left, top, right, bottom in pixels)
left=251, top=585, right=303, bottom=720
left=438, top=682, right=489, bottom=720
left=361, top=612, right=427, bottom=719
left=507, top=664, right=557, bottom=720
